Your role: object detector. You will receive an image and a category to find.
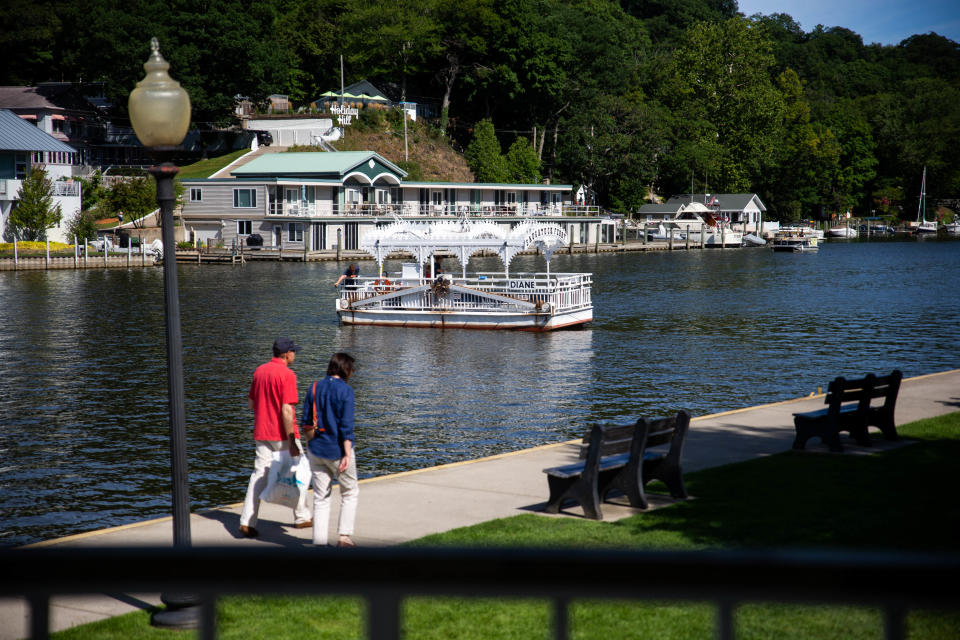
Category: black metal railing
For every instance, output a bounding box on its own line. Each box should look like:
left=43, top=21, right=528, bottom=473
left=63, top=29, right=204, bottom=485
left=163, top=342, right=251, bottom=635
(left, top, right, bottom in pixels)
left=3, top=547, right=958, bottom=640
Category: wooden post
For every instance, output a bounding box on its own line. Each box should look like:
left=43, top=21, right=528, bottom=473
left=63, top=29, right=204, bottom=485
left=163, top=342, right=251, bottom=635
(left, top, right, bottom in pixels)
left=668, top=228, right=674, bottom=250
left=103, top=242, right=107, bottom=267
left=594, top=225, right=599, bottom=253
left=74, top=236, right=78, bottom=269
left=685, top=228, right=690, bottom=250
left=127, top=241, right=131, bottom=267
left=336, top=228, right=342, bottom=261
left=641, top=223, right=647, bottom=245
left=700, top=224, right=705, bottom=249
left=45, top=239, right=50, bottom=269
left=721, top=226, right=726, bottom=249
left=13, top=238, right=17, bottom=270
left=83, top=242, right=87, bottom=268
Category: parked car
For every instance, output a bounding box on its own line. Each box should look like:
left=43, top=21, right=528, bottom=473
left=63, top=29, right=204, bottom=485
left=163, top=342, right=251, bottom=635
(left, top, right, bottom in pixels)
left=246, top=233, right=263, bottom=249
left=250, top=130, right=273, bottom=146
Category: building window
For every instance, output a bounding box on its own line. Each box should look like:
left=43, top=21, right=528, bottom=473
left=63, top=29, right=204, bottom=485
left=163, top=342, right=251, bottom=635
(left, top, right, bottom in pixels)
left=190, top=187, right=202, bottom=202
left=237, top=220, right=252, bottom=235
left=287, top=223, right=303, bottom=242
left=33, top=151, right=44, bottom=163
left=15, top=153, right=27, bottom=179
left=233, top=188, right=257, bottom=208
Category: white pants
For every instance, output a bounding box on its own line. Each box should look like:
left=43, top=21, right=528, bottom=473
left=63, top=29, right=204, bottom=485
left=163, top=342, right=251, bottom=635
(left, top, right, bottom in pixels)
left=307, top=451, right=359, bottom=546
left=240, top=440, right=312, bottom=528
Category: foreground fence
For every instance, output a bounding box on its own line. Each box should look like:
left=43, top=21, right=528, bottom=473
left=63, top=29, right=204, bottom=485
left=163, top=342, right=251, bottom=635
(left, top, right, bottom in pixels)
left=3, top=546, right=958, bottom=640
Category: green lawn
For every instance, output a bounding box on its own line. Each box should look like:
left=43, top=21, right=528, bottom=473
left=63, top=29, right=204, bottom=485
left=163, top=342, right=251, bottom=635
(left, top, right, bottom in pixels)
left=177, top=150, right=249, bottom=179
left=51, top=412, right=960, bottom=639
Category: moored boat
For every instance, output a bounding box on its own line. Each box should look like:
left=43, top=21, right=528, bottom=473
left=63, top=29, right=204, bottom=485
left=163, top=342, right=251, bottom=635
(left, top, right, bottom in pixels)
left=771, top=230, right=819, bottom=252
left=914, top=166, right=938, bottom=234
left=827, top=225, right=858, bottom=238
left=671, top=202, right=743, bottom=247
left=335, top=217, right=593, bottom=331
left=779, top=224, right=824, bottom=240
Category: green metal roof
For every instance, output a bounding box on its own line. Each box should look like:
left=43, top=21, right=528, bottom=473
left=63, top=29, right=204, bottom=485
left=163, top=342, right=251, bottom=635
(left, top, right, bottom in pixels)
left=231, top=151, right=406, bottom=178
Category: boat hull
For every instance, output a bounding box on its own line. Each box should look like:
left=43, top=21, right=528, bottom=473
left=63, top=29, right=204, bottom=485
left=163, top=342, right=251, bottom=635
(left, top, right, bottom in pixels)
left=337, top=307, right=593, bottom=331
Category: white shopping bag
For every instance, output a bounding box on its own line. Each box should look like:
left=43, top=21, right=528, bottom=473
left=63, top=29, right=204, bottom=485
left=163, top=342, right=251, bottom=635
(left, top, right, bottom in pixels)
left=262, top=450, right=311, bottom=508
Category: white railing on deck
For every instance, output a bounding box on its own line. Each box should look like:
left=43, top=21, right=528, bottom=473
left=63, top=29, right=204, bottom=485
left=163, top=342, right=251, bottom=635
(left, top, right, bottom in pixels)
left=340, top=272, right=592, bottom=314
left=267, top=203, right=604, bottom=218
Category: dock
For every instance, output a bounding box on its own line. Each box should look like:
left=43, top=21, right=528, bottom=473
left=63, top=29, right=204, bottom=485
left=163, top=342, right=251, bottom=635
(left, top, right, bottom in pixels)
left=4, top=368, right=956, bottom=638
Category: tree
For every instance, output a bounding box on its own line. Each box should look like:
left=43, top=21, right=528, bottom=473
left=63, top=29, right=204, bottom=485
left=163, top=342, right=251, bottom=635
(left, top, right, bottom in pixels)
left=504, top=138, right=541, bottom=183
left=465, top=119, right=507, bottom=182
left=657, top=17, right=785, bottom=194
left=102, top=176, right=156, bottom=229
left=341, top=0, right=440, bottom=103
left=556, top=94, right=668, bottom=212
left=9, top=167, right=62, bottom=241
left=66, top=208, right=99, bottom=243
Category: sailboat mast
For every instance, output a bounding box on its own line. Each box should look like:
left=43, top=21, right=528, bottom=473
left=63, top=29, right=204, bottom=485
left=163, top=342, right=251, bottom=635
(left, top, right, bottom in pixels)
left=917, top=166, right=926, bottom=223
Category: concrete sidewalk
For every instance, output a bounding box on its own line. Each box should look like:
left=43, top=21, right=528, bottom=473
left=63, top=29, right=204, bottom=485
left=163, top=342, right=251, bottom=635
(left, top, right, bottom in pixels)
left=3, top=369, right=958, bottom=638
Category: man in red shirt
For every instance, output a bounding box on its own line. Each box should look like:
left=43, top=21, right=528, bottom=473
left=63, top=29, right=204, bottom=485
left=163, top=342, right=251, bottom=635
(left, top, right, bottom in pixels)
left=239, top=337, right=311, bottom=537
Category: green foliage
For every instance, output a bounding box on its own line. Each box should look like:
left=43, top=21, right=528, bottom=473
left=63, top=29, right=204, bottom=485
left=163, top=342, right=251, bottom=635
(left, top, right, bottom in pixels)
left=504, top=137, right=541, bottom=183
left=66, top=208, right=99, bottom=242
left=396, top=160, right=424, bottom=181
left=10, top=166, right=62, bottom=241
left=557, top=94, right=669, bottom=212
left=78, top=171, right=108, bottom=212
left=353, top=107, right=388, bottom=133
left=102, top=176, right=156, bottom=228
left=3, top=0, right=960, bottom=215
left=658, top=17, right=785, bottom=194
left=466, top=119, right=507, bottom=182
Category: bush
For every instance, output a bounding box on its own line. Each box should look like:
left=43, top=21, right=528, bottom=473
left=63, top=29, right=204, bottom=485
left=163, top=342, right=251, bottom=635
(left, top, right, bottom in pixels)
left=176, top=241, right=194, bottom=250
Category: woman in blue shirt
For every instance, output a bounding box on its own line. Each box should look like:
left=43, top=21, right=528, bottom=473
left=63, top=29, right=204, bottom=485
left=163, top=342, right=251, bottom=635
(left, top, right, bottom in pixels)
left=301, top=352, right=358, bottom=547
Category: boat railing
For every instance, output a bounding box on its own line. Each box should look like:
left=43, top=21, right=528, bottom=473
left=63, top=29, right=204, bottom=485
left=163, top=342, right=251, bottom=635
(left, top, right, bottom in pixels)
left=339, top=272, right=592, bottom=313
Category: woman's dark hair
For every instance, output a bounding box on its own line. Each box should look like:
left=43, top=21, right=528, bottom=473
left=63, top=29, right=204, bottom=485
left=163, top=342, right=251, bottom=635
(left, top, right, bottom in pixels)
left=348, top=263, right=358, bottom=274
left=327, top=352, right=355, bottom=380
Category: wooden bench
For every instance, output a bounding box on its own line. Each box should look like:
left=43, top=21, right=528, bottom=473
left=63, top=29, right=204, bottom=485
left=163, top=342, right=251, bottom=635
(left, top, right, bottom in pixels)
left=792, top=370, right=902, bottom=452
left=543, top=410, right=691, bottom=520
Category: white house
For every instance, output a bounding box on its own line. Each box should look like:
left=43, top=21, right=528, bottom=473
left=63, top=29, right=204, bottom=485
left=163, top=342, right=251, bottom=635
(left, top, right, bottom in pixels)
left=638, top=193, right=767, bottom=233
left=180, top=151, right=613, bottom=252
left=0, top=109, right=82, bottom=243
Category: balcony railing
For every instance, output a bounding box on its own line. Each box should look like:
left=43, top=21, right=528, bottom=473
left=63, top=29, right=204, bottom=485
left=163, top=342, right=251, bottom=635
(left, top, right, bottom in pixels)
left=52, top=182, right=80, bottom=197
left=265, top=203, right=604, bottom=218
left=2, top=546, right=957, bottom=640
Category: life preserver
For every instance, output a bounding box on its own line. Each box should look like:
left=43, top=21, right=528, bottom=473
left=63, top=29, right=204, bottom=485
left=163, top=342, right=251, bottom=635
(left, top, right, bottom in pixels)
left=374, top=278, right=393, bottom=293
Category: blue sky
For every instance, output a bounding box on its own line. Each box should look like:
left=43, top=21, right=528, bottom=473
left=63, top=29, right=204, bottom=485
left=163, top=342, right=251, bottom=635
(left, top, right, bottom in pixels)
left=736, top=0, right=960, bottom=45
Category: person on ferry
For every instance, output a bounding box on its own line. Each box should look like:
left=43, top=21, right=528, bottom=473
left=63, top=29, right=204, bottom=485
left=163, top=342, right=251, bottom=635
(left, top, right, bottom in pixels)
left=334, top=263, right=359, bottom=286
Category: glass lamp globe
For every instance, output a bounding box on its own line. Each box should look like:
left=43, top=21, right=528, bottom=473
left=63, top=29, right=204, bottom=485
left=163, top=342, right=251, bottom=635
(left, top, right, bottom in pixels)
left=128, top=38, right=191, bottom=148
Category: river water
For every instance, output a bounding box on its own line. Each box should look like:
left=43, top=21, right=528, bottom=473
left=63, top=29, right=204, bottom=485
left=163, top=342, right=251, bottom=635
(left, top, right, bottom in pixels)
left=1, top=238, right=958, bottom=546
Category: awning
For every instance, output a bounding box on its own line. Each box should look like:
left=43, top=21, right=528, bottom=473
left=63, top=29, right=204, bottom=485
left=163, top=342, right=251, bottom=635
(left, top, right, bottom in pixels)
left=19, top=114, right=36, bottom=120
left=50, top=114, right=65, bottom=121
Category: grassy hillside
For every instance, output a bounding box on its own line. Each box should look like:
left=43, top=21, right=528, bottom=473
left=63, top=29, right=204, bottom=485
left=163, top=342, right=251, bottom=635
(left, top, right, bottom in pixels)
left=179, top=112, right=474, bottom=183
left=332, top=110, right=474, bottom=182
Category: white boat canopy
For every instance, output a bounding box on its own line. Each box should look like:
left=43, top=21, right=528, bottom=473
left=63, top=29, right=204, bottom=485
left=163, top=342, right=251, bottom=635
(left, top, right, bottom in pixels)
left=360, top=216, right=570, bottom=278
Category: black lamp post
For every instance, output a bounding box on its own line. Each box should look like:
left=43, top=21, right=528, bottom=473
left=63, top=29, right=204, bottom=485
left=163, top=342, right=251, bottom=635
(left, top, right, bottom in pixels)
left=129, top=38, right=200, bottom=630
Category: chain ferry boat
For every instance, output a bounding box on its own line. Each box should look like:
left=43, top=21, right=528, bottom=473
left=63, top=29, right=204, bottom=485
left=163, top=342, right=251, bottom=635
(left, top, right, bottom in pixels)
left=335, top=217, right=593, bottom=331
